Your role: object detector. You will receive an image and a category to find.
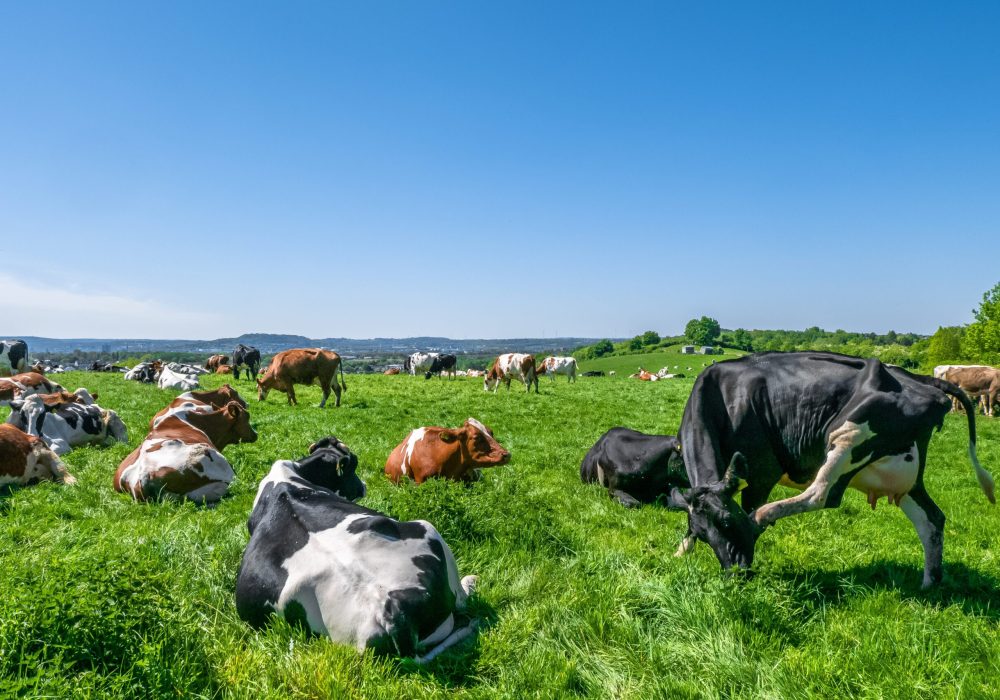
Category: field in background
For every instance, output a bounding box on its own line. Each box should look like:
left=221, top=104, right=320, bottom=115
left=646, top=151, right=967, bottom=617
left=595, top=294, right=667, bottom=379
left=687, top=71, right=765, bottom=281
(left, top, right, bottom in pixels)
left=577, top=345, right=746, bottom=377
left=2, top=370, right=1000, bottom=698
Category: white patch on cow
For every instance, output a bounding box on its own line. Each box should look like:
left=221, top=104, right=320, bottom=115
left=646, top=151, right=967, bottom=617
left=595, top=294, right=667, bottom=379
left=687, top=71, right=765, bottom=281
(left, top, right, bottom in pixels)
left=253, top=460, right=299, bottom=509
left=899, top=494, right=942, bottom=589
left=401, top=428, right=427, bottom=477
left=466, top=418, right=489, bottom=436
left=158, top=367, right=200, bottom=391
left=595, top=462, right=606, bottom=487
left=118, top=438, right=234, bottom=502
left=152, top=400, right=215, bottom=429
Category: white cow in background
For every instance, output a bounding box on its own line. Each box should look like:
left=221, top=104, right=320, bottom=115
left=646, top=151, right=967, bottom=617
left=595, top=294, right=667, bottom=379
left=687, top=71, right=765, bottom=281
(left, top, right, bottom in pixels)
left=158, top=366, right=200, bottom=391
left=537, top=356, right=578, bottom=383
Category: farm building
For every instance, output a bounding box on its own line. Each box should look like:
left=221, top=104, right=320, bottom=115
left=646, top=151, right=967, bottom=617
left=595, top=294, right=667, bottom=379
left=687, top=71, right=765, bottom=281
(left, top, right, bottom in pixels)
left=681, top=345, right=695, bottom=354
left=699, top=346, right=716, bottom=355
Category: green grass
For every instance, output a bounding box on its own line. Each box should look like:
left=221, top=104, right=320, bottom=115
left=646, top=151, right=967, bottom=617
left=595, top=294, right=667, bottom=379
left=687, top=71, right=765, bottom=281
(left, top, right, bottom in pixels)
left=1, top=369, right=999, bottom=699
left=577, top=345, right=745, bottom=377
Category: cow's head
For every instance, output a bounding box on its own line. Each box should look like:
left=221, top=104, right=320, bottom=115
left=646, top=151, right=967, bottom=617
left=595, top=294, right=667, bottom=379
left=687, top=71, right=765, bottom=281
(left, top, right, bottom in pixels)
left=206, top=401, right=258, bottom=448
left=102, top=409, right=129, bottom=444
left=298, top=436, right=367, bottom=500
left=442, top=418, right=510, bottom=475
left=483, top=367, right=500, bottom=392
left=667, top=453, right=757, bottom=571
left=256, top=374, right=277, bottom=401
left=6, top=396, right=47, bottom=437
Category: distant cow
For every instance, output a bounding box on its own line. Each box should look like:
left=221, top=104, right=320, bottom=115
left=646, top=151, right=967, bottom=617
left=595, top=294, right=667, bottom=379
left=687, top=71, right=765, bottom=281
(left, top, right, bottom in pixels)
left=206, top=355, right=229, bottom=372
left=484, top=353, right=538, bottom=393
left=0, top=424, right=75, bottom=487
left=538, top=356, right=578, bottom=383
left=0, top=372, right=64, bottom=405
left=385, top=418, right=510, bottom=484
left=7, top=393, right=128, bottom=456
left=580, top=428, right=687, bottom=507
left=158, top=366, right=200, bottom=391
left=405, top=352, right=437, bottom=377
left=383, top=367, right=401, bottom=375
left=0, top=340, right=28, bottom=377
left=938, top=366, right=1000, bottom=417
left=427, top=354, right=457, bottom=379
left=581, top=370, right=605, bottom=377
left=235, top=438, right=478, bottom=661
left=114, top=399, right=257, bottom=502
left=216, top=365, right=233, bottom=374
left=670, top=351, right=994, bottom=587
left=257, top=348, right=346, bottom=408
left=232, top=344, right=262, bottom=381
left=125, top=361, right=162, bottom=383
left=629, top=369, right=657, bottom=381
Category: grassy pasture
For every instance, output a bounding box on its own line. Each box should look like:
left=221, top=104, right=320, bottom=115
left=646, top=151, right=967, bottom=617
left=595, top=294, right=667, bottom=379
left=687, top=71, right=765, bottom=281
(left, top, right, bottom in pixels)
left=1, top=369, right=1000, bottom=699
left=576, top=346, right=745, bottom=378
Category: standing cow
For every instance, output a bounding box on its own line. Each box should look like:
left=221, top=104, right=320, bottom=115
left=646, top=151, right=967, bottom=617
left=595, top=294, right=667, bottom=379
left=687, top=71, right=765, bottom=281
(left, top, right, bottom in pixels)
left=0, top=340, right=28, bottom=377
left=484, top=353, right=538, bottom=393
left=232, top=344, right=261, bottom=381
left=426, top=354, right=457, bottom=379
left=537, top=356, right=578, bottom=383
left=257, top=348, right=346, bottom=408
left=669, top=352, right=994, bottom=588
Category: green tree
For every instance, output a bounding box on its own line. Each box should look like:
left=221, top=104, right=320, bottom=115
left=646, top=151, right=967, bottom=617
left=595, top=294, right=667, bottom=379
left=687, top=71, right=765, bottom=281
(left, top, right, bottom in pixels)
left=925, top=326, right=964, bottom=365
left=731, top=328, right=753, bottom=351
left=628, top=336, right=644, bottom=351
left=641, top=330, right=660, bottom=346
left=963, top=281, right=1000, bottom=363
left=684, top=317, right=721, bottom=346
left=591, top=339, right=614, bottom=357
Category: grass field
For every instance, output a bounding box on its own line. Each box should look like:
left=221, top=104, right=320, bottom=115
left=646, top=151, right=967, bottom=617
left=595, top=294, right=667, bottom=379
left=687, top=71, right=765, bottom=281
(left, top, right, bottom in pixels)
left=576, top=346, right=745, bottom=378
left=2, top=368, right=1000, bottom=699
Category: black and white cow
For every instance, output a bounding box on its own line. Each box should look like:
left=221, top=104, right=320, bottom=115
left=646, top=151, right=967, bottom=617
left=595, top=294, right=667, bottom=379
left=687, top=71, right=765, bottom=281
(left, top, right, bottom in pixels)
left=7, top=393, right=128, bottom=456
left=669, top=351, right=995, bottom=588
left=235, top=437, right=479, bottom=661
left=232, top=344, right=261, bottom=381
left=580, top=428, right=687, bottom=507
left=0, top=340, right=28, bottom=376
left=427, top=354, right=457, bottom=379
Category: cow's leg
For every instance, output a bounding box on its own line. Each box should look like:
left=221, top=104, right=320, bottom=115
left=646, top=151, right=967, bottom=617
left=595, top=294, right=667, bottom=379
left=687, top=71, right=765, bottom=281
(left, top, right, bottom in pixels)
left=318, top=380, right=330, bottom=408
left=332, top=383, right=341, bottom=407
left=287, top=387, right=296, bottom=406
left=752, top=421, right=867, bottom=528
left=899, top=486, right=945, bottom=588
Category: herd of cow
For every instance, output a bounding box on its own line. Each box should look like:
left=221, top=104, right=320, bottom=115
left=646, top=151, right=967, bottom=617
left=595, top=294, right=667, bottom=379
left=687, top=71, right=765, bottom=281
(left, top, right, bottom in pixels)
left=1, top=336, right=998, bottom=661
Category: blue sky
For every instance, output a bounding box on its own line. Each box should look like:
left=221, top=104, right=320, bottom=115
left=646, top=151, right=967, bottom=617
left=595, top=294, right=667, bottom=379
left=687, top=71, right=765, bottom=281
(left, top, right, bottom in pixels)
left=1, top=2, right=998, bottom=339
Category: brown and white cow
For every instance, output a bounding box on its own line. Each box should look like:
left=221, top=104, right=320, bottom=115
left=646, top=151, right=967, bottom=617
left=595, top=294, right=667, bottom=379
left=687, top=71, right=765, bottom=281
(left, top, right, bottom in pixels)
left=385, top=418, right=510, bottom=484
left=149, top=384, right=248, bottom=430
left=114, top=399, right=257, bottom=502
left=537, top=356, right=578, bottom=383
left=0, top=372, right=65, bottom=406
left=0, top=424, right=75, bottom=487
left=257, top=348, right=347, bottom=408
left=206, top=354, right=230, bottom=372
left=484, top=354, right=538, bottom=393
left=940, top=366, right=1000, bottom=417
left=628, top=368, right=657, bottom=382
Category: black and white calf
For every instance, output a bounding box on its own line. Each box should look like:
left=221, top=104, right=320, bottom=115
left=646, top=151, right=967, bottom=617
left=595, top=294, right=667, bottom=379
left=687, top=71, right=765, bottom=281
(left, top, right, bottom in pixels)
left=232, top=344, right=261, bottom=380
left=670, top=351, right=995, bottom=587
left=580, top=428, right=687, bottom=507
left=7, top=393, right=128, bottom=456
left=0, top=340, right=28, bottom=376
left=235, top=437, right=478, bottom=661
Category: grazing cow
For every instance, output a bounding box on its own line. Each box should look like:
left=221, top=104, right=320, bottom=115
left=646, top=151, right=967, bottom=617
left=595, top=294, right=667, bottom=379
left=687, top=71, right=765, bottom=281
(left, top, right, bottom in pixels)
left=235, top=438, right=478, bottom=661
left=0, top=424, right=75, bottom=487
left=114, top=400, right=257, bottom=502
left=670, top=352, right=994, bottom=588
left=125, top=361, right=162, bottom=383
left=232, top=344, right=262, bottom=381
left=581, top=428, right=687, bottom=507
left=608, top=371, right=616, bottom=377
left=0, top=340, right=28, bottom=377
left=538, top=356, right=578, bottom=383
left=158, top=366, right=200, bottom=391
left=257, top=348, right=346, bottom=408
left=0, top=373, right=64, bottom=405
left=939, top=366, right=1000, bottom=417
left=581, top=370, right=605, bottom=377
left=7, top=394, right=128, bottom=456
left=385, top=418, right=510, bottom=484
left=427, top=354, right=457, bottom=379
left=405, top=352, right=437, bottom=377
left=206, top=354, right=229, bottom=372
left=150, top=384, right=247, bottom=429
left=484, top=353, right=538, bottom=393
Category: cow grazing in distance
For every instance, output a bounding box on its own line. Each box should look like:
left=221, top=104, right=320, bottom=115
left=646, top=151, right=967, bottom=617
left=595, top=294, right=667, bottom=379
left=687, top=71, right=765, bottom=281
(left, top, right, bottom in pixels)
left=0, top=373, right=64, bottom=406
left=0, top=424, right=76, bottom=487
left=670, top=352, right=994, bottom=588
left=7, top=394, right=128, bottom=456
left=538, top=356, right=578, bottom=383
left=158, top=366, right=200, bottom=391
left=0, top=340, right=28, bottom=377
left=385, top=418, right=510, bottom=484
left=938, top=366, right=1000, bottom=417
left=484, top=353, right=538, bottom=393
left=405, top=352, right=437, bottom=377
left=206, top=354, right=229, bottom=372
left=114, top=400, right=257, bottom=502
left=257, top=348, right=346, bottom=408
left=581, top=428, right=687, bottom=507
left=427, top=354, right=457, bottom=379
left=235, top=437, right=478, bottom=662
left=232, top=344, right=262, bottom=381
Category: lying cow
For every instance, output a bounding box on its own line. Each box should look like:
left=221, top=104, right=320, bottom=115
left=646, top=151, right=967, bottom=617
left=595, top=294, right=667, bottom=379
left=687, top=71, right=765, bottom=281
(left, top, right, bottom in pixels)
left=580, top=428, right=687, bottom=507
left=629, top=369, right=657, bottom=381
left=0, top=372, right=64, bottom=405
left=581, top=370, right=604, bottom=377
left=0, top=424, right=75, bottom=487
left=670, top=351, right=995, bottom=588
left=232, top=344, right=261, bottom=381
left=385, top=418, right=510, bottom=484
left=484, top=353, right=538, bottom=393
left=206, top=354, right=229, bottom=372
left=7, top=393, right=128, bottom=456
left=150, top=384, right=247, bottom=430
left=257, top=348, right=346, bottom=408
left=114, top=400, right=257, bottom=502
left=0, top=339, right=28, bottom=377
left=235, top=437, right=478, bottom=661
left=538, top=356, right=578, bottom=383
left=124, top=361, right=162, bottom=383
left=158, top=366, right=200, bottom=391
left=165, top=362, right=210, bottom=376
left=383, top=367, right=401, bottom=375
left=216, top=365, right=233, bottom=375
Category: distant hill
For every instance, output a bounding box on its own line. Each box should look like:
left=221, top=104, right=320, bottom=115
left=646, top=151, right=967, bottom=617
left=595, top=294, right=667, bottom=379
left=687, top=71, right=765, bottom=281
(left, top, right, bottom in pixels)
left=10, top=334, right=617, bottom=356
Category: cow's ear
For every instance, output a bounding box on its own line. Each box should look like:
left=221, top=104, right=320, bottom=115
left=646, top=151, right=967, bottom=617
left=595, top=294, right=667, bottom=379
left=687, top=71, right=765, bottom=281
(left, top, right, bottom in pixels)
left=225, top=401, right=241, bottom=417
left=723, top=452, right=749, bottom=496
left=439, top=431, right=455, bottom=443
left=666, top=487, right=690, bottom=511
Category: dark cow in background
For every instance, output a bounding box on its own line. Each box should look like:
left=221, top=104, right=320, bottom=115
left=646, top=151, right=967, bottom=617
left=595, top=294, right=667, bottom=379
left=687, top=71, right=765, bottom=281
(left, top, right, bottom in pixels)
left=257, top=348, right=346, bottom=408
left=385, top=418, right=510, bottom=484
left=427, top=354, right=457, bottom=379
left=232, top=344, right=261, bottom=381
left=670, top=351, right=994, bottom=588
left=236, top=437, right=479, bottom=662
left=0, top=340, right=28, bottom=377
left=581, top=428, right=687, bottom=507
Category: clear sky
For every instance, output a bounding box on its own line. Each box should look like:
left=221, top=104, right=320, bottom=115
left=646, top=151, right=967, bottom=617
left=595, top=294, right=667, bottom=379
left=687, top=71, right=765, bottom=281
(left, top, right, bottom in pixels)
left=2, top=2, right=998, bottom=339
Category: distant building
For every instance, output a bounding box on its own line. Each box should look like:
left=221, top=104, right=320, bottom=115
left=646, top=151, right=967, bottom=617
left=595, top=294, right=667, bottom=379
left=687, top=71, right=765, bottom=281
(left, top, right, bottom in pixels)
left=681, top=345, right=695, bottom=354
left=699, top=346, right=716, bottom=355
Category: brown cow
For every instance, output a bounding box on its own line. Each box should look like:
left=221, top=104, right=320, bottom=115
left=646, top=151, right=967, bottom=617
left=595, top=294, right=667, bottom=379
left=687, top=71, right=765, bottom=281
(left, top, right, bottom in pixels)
left=942, top=366, right=1000, bottom=417
left=206, top=354, right=229, bottom=372
left=257, top=348, right=347, bottom=408
left=384, top=367, right=401, bottom=375
left=628, top=368, right=657, bottom=382
left=115, top=400, right=257, bottom=502
left=0, top=373, right=64, bottom=405
left=483, top=353, right=538, bottom=393
left=385, top=418, right=510, bottom=484
left=216, top=365, right=233, bottom=375
left=149, top=384, right=247, bottom=430
left=0, top=424, right=75, bottom=487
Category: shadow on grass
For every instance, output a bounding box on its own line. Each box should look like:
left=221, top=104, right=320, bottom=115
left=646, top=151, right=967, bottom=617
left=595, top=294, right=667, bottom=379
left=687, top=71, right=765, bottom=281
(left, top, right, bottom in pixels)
left=769, top=561, right=1000, bottom=622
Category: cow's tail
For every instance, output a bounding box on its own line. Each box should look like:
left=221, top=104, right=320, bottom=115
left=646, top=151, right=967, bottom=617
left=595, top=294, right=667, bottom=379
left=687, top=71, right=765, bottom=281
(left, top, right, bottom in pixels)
left=930, top=376, right=995, bottom=504
left=338, top=359, right=347, bottom=392
left=415, top=619, right=478, bottom=665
